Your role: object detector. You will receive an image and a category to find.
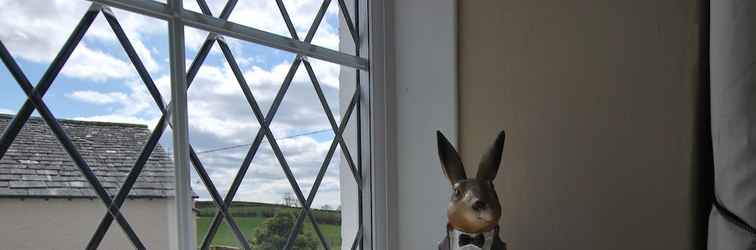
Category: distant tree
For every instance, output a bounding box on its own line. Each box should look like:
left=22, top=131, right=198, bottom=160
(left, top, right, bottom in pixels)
left=320, top=204, right=332, bottom=210
left=313, top=209, right=341, bottom=225
left=252, top=210, right=319, bottom=249
left=281, top=192, right=298, bottom=207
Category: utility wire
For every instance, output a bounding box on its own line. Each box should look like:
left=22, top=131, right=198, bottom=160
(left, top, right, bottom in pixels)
left=195, top=128, right=332, bottom=154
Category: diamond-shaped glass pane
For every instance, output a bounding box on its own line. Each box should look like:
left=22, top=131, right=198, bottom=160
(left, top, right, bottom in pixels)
left=307, top=0, right=341, bottom=50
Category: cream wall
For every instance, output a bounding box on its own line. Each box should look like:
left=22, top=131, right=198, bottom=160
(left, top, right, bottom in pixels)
left=459, top=0, right=704, bottom=249
left=0, top=198, right=178, bottom=250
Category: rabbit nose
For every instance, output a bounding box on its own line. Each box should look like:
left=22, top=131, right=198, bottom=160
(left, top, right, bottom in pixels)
left=472, top=200, right=486, bottom=210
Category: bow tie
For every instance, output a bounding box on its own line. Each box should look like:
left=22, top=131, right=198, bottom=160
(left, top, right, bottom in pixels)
left=458, top=233, right=485, bottom=248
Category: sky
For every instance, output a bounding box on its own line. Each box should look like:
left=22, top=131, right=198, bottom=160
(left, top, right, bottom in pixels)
left=0, top=0, right=355, bottom=209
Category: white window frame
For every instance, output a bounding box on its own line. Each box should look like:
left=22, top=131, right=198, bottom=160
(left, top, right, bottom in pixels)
left=364, top=0, right=390, bottom=248
left=363, top=0, right=458, bottom=248
left=81, top=0, right=384, bottom=248
left=0, top=0, right=389, bottom=247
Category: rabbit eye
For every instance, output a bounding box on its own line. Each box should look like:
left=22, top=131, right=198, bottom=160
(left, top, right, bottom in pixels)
left=453, top=188, right=461, bottom=197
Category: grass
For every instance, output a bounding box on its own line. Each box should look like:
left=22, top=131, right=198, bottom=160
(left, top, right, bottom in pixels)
left=196, top=214, right=341, bottom=248
left=197, top=202, right=341, bottom=248
left=196, top=217, right=265, bottom=248
left=194, top=201, right=341, bottom=226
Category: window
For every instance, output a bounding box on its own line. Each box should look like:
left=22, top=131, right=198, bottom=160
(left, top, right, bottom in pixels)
left=0, top=0, right=373, bottom=249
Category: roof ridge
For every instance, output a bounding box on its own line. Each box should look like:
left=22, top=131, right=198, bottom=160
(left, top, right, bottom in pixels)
left=0, top=113, right=148, bottom=128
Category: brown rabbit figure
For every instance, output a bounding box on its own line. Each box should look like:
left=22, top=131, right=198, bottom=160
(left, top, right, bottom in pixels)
left=437, top=131, right=507, bottom=250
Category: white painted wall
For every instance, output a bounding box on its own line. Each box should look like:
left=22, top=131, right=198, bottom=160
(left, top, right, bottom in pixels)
left=0, top=198, right=179, bottom=250
left=390, top=0, right=457, bottom=248
left=339, top=0, right=457, bottom=248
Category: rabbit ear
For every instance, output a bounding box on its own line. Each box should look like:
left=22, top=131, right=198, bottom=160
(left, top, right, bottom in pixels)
left=437, top=131, right=466, bottom=184
left=477, top=130, right=506, bottom=181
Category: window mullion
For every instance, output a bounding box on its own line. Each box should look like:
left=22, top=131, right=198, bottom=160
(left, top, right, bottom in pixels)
left=168, top=0, right=195, bottom=248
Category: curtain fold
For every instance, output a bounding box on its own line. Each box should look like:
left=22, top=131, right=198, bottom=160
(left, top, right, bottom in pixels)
left=708, top=1, right=756, bottom=249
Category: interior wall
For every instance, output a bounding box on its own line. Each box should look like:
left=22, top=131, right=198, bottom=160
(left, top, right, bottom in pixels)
left=390, top=0, right=458, bottom=248
left=458, top=1, right=704, bottom=249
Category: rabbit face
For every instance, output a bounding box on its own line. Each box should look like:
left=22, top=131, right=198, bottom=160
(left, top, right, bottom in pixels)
left=448, top=179, right=502, bottom=233
left=437, top=131, right=506, bottom=233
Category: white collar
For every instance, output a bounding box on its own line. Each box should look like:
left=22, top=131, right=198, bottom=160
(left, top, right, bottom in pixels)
left=448, top=228, right=495, bottom=250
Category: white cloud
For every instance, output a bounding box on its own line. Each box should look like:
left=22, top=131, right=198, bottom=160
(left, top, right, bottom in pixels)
left=65, top=80, right=163, bottom=127
left=61, top=44, right=135, bottom=81
left=65, top=90, right=129, bottom=105
left=130, top=38, right=160, bottom=72
left=0, top=108, right=13, bottom=114
left=307, top=58, right=340, bottom=88
left=86, top=9, right=164, bottom=73
left=0, top=0, right=162, bottom=77
left=0, top=0, right=87, bottom=62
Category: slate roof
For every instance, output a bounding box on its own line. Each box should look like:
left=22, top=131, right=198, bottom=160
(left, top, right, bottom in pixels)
left=0, top=114, right=177, bottom=198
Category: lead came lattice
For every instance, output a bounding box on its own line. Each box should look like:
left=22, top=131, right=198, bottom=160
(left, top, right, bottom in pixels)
left=0, top=0, right=367, bottom=249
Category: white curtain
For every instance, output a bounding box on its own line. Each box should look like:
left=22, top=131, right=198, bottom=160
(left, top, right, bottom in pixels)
left=709, top=1, right=756, bottom=249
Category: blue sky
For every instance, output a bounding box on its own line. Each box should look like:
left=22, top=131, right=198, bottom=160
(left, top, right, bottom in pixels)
left=0, top=0, right=352, bottom=209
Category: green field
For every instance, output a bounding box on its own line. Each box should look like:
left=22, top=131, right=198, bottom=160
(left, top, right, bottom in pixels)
left=195, top=202, right=341, bottom=249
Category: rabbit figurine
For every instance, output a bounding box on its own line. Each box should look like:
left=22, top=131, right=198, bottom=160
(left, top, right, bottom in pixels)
left=437, top=131, right=507, bottom=250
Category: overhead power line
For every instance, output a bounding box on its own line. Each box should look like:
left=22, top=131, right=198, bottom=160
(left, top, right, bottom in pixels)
left=195, top=128, right=332, bottom=155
